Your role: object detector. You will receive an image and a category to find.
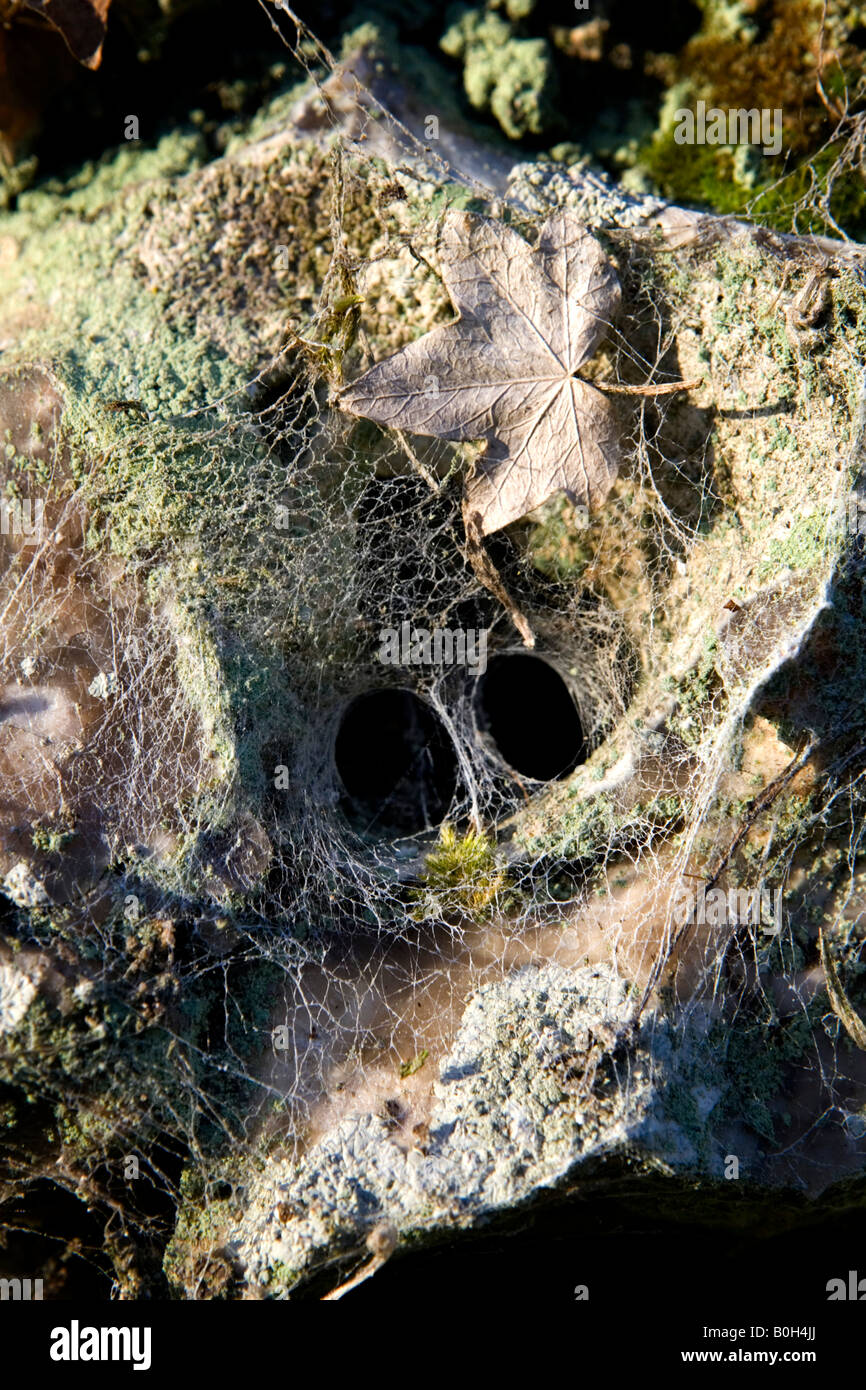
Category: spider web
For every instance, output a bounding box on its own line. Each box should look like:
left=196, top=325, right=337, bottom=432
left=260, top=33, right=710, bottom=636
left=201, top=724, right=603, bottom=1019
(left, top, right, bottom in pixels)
left=1, top=0, right=866, bottom=1300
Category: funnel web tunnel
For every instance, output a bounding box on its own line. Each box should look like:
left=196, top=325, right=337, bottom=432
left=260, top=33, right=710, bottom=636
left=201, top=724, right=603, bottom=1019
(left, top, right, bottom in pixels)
left=333, top=653, right=587, bottom=841
left=475, top=653, right=586, bottom=782
left=334, top=689, right=459, bottom=837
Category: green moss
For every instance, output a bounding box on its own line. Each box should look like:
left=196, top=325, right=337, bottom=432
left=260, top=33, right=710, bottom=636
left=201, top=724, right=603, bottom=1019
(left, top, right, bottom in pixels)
left=163, top=1165, right=245, bottom=1297
left=0, top=138, right=246, bottom=417
left=399, top=1048, right=430, bottom=1078
left=56, top=1104, right=120, bottom=1161
left=260, top=1259, right=302, bottom=1295
left=664, top=1079, right=710, bottom=1152
left=665, top=631, right=725, bottom=748
left=641, top=135, right=755, bottom=218
left=628, top=0, right=866, bottom=239
left=30, top=819, right=76, bottom=855
left=713, top=1001, right=817, bottom=1143
left=520, top=792, right=613, bottom=861
left=413, top=824, right=506, bottom=918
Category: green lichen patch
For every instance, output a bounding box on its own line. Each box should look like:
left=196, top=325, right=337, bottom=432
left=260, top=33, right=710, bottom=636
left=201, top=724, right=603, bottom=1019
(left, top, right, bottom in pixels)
left=440, top=6, right=559, bottom=141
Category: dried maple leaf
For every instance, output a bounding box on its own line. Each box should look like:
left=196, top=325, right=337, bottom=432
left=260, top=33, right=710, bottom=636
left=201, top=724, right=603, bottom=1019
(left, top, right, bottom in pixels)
left=340, top=208, right=698, bottom=643
left=340, top=209, right=630, bottom=537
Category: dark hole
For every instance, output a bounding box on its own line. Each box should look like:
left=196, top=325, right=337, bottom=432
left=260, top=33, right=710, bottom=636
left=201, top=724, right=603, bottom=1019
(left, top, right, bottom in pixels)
left=334, top=689, right=458, bottom=837
left=475, top=654, right=585, bottom=781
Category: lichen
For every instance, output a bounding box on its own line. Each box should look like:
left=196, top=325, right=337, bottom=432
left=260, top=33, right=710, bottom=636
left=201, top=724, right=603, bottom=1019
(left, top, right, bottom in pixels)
left=440, top=6, right=558, bottom=140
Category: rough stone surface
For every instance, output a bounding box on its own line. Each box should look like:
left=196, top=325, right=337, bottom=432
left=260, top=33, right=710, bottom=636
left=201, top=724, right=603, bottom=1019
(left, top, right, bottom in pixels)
left=0, top=957, right=37, bottom=1035
left=234, top=965, right=690, bottom=1292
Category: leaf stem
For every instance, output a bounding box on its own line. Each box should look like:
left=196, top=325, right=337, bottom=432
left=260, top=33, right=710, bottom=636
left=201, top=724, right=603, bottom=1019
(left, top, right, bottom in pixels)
left=590, top=377, right=703, bottom=396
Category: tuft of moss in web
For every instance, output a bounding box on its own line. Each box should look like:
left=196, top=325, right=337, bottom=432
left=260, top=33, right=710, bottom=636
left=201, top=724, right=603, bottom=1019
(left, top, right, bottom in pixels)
left=412, top=824, right=507, bottom=919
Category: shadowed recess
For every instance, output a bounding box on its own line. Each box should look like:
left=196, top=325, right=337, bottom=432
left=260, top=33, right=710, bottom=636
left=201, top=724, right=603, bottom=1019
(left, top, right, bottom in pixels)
left=475, top=653, right=585, bottom=781
left=334, top=689, right=458, bottom=837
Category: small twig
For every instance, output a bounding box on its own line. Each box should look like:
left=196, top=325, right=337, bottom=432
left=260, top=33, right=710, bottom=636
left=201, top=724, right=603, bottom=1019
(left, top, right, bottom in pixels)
left=815, top=0, right=846, bottom=123
left=819, top=928, right=866, bottom=1051
left=462, top=498, right=535, bottom=648
left=321, top=1223, right=397, bottom=1301
left=704, top=739, right=817, bottom=894
left=400, top=236, right=440, bottom=282
left=393, top=427, right=440, bottom=493
left=591, top=376, right=703, bottom=397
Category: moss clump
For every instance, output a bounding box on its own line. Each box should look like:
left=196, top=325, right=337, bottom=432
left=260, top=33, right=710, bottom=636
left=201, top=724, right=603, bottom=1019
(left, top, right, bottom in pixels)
left=634, top=0, right=866, bottom=239
left=413, top=823, right=506, bottom=917
left=520, top=791, right=617, bottom=863
left=163, top=1165, right=245, bottom=1299
left=757, top=508, right=836, bottom=580
left=30, top=818, right=76, bottom=855
left=641, top=135, right=756, bottom=220
left=399, top=1048, right=430, bottom=1078
left=713, top=1000, right=818, bottom=1144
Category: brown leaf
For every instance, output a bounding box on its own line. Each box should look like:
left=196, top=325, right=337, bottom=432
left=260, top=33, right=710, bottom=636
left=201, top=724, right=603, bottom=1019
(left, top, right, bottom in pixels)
left=21, top=0, right=112, bottom=69
left=340, top=209, right=624, bottom=537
